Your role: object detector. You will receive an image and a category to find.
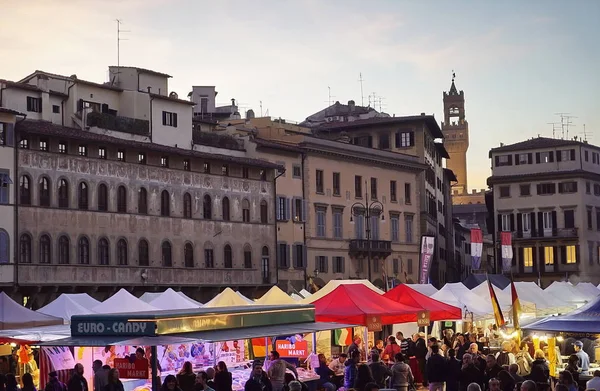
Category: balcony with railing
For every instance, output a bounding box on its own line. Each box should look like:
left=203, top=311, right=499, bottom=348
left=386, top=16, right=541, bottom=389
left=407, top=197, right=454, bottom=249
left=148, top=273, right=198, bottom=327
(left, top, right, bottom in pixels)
left=349, top=239, right=392, bottom=258
left=503, top=227, right=579, bottom=240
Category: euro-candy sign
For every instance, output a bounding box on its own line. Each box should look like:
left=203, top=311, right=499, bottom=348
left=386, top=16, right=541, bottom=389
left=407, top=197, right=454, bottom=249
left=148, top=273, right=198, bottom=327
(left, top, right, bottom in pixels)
left=71, top=320, right=155, bottom=336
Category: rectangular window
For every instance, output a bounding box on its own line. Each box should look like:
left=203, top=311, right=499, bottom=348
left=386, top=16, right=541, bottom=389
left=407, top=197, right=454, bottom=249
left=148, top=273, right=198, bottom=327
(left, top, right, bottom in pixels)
left=242, top=167, right=249, bottom=178
left=370, top=178, right=377, bottom=200
left=539, top=151, right=552, bottom=163
left=537, top=183, right=556, bottom=195
left=292, top=165, right=301, bottom=178
left=566, top=245, right=577, bottom=264
left=0, top=172, right=12, bottom=205
left=202, top=162, right=210, bottom=173
left=391, top=215, right=400, bottom=242
left=397, top=132, right=413, bottom=147
left=78, top=145, right=87, bottom=156
left=522, top=213, right=531, bottom=232
left=404, top=183, right=411, bottom=204
left=354, top=214, right=365, bottom=239
left=333, top=210, right=343, bottom=239
left=523, top=247, right=533, bottom=267
left=277, top=243, right=289, bottom=268
left=317, top=256, right=328, bottom=273
left=589, top=241, right=595, bottom=265
left=392, top=258, right=399, bottom=274
left=98, top=147, right=106, bottom=159
left=316, top=208, right=326, bottom=237
left=221, top=164, right=229, bottom=176
left=559, top=182, right=578, bottom=194
left=544, top=247, right=554, bottom=265
left=293, top=198, right=304, bottom=222
left=39, top=139, right=48, bottom=152
left=26, top=96, right=42, bottom=113
left=594, top=184, right=600, bottom=196
left=19, top=137, right=29, bottom=149
left=586, top=182, right=591, bottom=194
left=390, top=181, right=397, bottom=202
left=276, top=196, right=289, bottom=221
left=117, top=150, right=125, bottom=161
left=407, top=258, right=413, bottom=274
left=0, top=123, right=5, bottom=146
left=161, top=156, right=169, bottom=167
left=52, top=105, right=60, bottom=114
left=162, top=111, right=178, bottom=127
left=183, top=159, right=190, bottom=171
left=564, top=210, right=575, bottom=229
left=378, top=134, right=390, bottom=149
left=542, top=211, right=553, bottom=230
left=588, top=209, right=593, bottom=230
left=499, top=186, right=510, bottom=197
left=405, top=215, right=413, bottom=243
left=332, top=172, right=340, bottom=196
left=204, top=249, right=214, bottom=268
left=585, top=150, right=589, bottom=162
left=59, top=142, right=67, bottom=154
left=496, top=155, right=512, bottom=166
left=316, top=170, right=324, bottom=193
left=560, top=149, right=575, bottom=161
left=333, top=256, right=344, bottom=273
left=355, top=176, right=362, bottom=198
left=501, top=214, right=511, bottom=231
left=518, top=153, right=529, bottom=164
left=520, top=184, right=531, bottom=196
left=138, top=152, right=146, bottom=165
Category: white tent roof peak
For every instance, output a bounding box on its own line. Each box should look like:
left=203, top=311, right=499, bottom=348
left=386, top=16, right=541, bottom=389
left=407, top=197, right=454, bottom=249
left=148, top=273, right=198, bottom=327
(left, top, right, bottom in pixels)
left=0, top=292, right=63, bottom=330
left=92, top=289, right=158, bottom=314
left=149, top=288, right=200, bottom=310
left=37, top=294, right=95, bottom=322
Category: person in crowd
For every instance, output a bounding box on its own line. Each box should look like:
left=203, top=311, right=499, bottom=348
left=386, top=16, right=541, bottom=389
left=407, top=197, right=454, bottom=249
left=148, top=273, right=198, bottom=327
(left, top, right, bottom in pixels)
left=368, top=353, right=391, bottom=389
left=286, top=382, right=302, bottom=391
left=345, top=351, right=361, bottom=390
left=177, top=361, right=197, bottom=391
left=559, top=371, right=578, bottom=391
left=495, top=342, right=516, bottom=367
left=104, top=369, right=124, bottom=391
left=329, top=354, right=347, bottom=375
left=45, top=371, right=67, bottom=391
left=587, top=370, right=600, bottom=391
left=467, top=344, right=486, bottom=373
left=467, top=384, right=481, bottom=391
left=196, top=372, right=215, bottom=391
left=520, top=380, right=537, bottom=391
left=162, top=375, right=183, bottom=391
left=364, top=383, right=379, bottom=391
left=245, top=362, right=272, bottom=391
left=22, top=373, right=37, bottom=391
left=456, top=335, right=469, bottom=360
left=69, top=363, right=89, bottom=391
left=497, top=371, right=514, bottom=391
left=414, top=333, right=428, bottom=386
left=574, top=341, right=590, bottom=374
left=283, top=373, right=307, bottom=391
left=488, top=378, right=500, bottom=391
left=0, top=358, right=8, bottom=375
left=528, top=350, right=550, bottom=384
left=391, top=353, right=413, bottom=391
left=205, top=368, right=216, bottom=390
left=468, top=334, right=483, bottom=353
left=426, top=338, right=440, bottom=361
left=508, top=364, right=524, bottom=383
left=4, top=374, right=17, bottom=391
left=443, top=330, right=455, bottom=348
left=268, top=351, right=298, bottom=391
left=446, top=349, right=461, bottom=391
left=426, top=345, right=447, bottom=391
left=93, top=360, right=109, bottom=391
left=565, top=354, right=580, bottom=385
left=484, top=356, right=503, bottom=385
left=397, top=332, right=413, bottom=358
left=459, top=354, right=482, bottom=391
left=372, top=341, right=384, bottom=357
left=355, top=364, right=375, bottom=391
left=555, top=385, right=569, bottom=391
left=348, top=336, right=363, bottom=357
left=383, top=337, right=401, bottom=363
left=214, top=362, right=232, bottom=391
left=315, top=354, right=336, bottom=391
left=515, top=342, right=533, bottom=377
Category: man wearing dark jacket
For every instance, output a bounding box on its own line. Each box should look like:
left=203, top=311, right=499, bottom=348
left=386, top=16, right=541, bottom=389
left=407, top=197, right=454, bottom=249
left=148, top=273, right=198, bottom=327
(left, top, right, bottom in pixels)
left=459, top=354, right=482, bottom=391
left=344, top=350, right=360, bottom=389
left=484, top=355, right=503, bottom=384
left=68, top=364, right=89, bottom=391
left=426, top=345, right=447, bottom=391
left=368, top=353, right=392, bottom=389
left=245, top=362, right=273, bottom=391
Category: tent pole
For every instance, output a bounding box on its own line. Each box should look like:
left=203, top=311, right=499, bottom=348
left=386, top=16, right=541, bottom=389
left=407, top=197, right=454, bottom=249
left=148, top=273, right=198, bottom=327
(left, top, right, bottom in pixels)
left=312, top=333, right=317, bottom=354
left=151, top=346, right=158, bottom=391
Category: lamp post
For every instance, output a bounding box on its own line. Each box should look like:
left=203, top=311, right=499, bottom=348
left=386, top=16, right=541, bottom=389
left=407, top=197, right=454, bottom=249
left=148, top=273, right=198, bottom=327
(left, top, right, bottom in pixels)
left=350, top=181, right=384, bottom=282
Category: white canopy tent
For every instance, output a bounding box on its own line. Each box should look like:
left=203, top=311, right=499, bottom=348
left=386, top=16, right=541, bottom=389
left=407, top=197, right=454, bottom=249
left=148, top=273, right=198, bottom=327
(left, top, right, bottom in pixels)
left=572, top=282, right=600, bottom=301
left=300, top=279, right=383, bottom=304
left=0, top=324, right=71, bottom=342
left=431, top=283, right=491, bottom=319
left=406, top=284, right=439, bottom=297
left=139, top=292, right=162, bottom=304
left=236, top=291, right=254, bottom=304
left=92, top=289, right=159, bottom=314
left=471, top=282, right=537, bottom=314
left=61, top=293, right=100, bottom=308
left=0, top=292, right=64, bottom=329
left=503, top=281, right=574, bottom=315
left=37, top=294, right=95, bottom=323
left=148, top=288, right=201, bottom=310
left=177, top=292, right=203, bottom=306
left=544, top=281, right=590, bottom=306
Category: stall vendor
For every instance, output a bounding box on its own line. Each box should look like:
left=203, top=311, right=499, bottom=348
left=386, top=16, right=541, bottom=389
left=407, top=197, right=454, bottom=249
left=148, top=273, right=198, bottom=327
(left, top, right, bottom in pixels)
left=573, top=341, right=590, bottom=374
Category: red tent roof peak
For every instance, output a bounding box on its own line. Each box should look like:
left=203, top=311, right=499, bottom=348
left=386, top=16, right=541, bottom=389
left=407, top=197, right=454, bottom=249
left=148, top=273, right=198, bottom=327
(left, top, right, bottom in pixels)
left=383, top=284, right=462, bottom=321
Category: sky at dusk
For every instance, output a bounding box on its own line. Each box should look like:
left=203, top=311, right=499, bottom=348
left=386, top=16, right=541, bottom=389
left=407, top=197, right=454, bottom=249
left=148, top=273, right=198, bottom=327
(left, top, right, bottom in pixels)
left=2, top=0, right=598, bottom=190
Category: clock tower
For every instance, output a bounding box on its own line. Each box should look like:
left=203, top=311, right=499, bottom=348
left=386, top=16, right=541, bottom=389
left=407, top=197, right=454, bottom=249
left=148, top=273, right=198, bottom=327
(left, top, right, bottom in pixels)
left=442, top=74, right=469, bottom=195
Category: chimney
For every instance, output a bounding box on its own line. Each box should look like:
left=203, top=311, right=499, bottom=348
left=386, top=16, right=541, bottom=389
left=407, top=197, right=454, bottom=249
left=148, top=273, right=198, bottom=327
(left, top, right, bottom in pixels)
left=37, top=74, right=49, bottom=92
left=147, top=86, right=152, bottom=93
left=421, top=112, right=426, bottom=116
left=231, top=98, right=236, bottom=106
left=246, top=109, right=255, bottom=120
left=348, top=100, right=355, bottom=112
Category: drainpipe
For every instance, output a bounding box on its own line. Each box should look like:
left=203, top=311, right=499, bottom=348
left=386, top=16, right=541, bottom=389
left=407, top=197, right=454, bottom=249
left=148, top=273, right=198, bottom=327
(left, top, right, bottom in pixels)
left=300, top=152, right=308, bottom=290
left=64, top=82, right=76, bottom=126
left=14, top=114, right=27, bottom=290
left=273, top=168, right=285, bottom=286
left=148, top=87, right=154, bottom=142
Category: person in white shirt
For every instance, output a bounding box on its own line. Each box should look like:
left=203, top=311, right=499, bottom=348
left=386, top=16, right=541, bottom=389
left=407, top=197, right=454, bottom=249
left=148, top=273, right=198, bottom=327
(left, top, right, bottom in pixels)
left=328, top=354, right=347, bottom=375
left=586, top=370, right=600, bottom=391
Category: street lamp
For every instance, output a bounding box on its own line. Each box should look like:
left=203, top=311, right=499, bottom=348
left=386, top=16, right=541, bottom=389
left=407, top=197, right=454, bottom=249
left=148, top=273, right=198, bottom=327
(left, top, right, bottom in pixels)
left=350, top=181, right=384, bottom=282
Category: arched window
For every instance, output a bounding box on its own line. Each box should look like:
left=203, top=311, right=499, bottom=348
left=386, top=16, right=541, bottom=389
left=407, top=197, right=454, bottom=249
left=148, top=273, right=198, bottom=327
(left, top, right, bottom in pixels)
left=0, top=230, right=9, bottom=264
left=138, top=240, right=149, bottom=266
left=260, top=200, right=268, bottom=224
left=117, top=239, right=128, bottom=265
left=78, top=237, right=89, bottom=264
left=98, top=184, right=108, bottom=211
left=224, top=244, right=232, bottom=268
left=161, top=190, right=170, bottom=216
left=19, top=176, right=31, bottom=205
left=222, top=197, right=230, bottom=221
left=19, top=234, right=31, bottom=263
left=58, top=179, right=69, bottom=208
left=39, top=177, right=50, bottom=207
left=184, top=243, right=194, bottom=268
left=138, top=188, right=148, bottom=214
left=117, top=186, right=127, bottom=213
left=203, top=195, right=212, bottom=220
left=204, top=243, right=214, bottom=268
left=40, top=234, right=51, bottom=264
left=58, top=235, right=70, bottom=264
left=183, top=193, right=192, bottom=218
left=242, top=199, right=250, bottom=223
left=161, top=241, right=172, bottom=267
left=243, top=244, right=252, bottom=269
left=98, top=238, right=109, bottom=265
left=78, top=182, right=89, bottom=210
left=261, top=246, right=270, bottom=282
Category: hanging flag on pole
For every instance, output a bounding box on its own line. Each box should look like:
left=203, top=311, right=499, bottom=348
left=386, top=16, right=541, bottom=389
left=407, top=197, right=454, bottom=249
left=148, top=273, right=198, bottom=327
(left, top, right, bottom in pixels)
left=488, top=277, right=505, bottom=327
left=500, top=232, right=513, bottom=272
left=510, top=276, right=522, bottom=345
left=471, top=228, right=483, bottom=270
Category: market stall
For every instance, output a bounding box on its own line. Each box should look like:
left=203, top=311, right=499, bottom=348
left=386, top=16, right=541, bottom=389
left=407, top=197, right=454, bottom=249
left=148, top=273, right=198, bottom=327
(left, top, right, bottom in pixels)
left=501, top=281, right=575, bottom=316
left=405, top=283, right=439, bottom=297
left=37, top=294, right=95, bottom=323
left=92, top=289, right=159, bottom=314
left=203, top=287, right=254, bottom=307
left=147, top=288, right=200, bottom=310
left=256, top=286, right=297, bottom=306
left=0, top=292, right=64, bottom=329
left=383, top=284, right=462, bottom=321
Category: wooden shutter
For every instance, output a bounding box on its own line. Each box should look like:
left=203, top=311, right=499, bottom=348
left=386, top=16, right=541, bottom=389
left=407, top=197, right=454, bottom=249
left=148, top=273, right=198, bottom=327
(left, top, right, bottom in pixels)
left=409, top=132, right=415, bottom=146
left=162, top=111, right=167, bottom=125
left=508, top=154, right=513, bottom=165
left=497, top=214, right=502, bottom=232
left=285, top=198, right=291, bottom=220
left=553, top=247, right=559, bottom=272
left=532, top=246, right=538, bottom=272
left=509, top=214, right=515, bottom=232
left=536, top=153, right=541, bottom=164
left=570, top=149, right=576, bottom=160
left=549, top=151, right=554, bottom=162
left=515, top=154, right=520, bottom=165
left=173, top=113, right=178, bottom=127
left=536, top=184, right=542, bottom=194
left=37, top=98, right=42, bottom=113
left=26, top=98, right=32, bottom=112
left=558, top=183, right=564, bottom=193
left=341, top=256, right=346, bottom=273
left=551, top=211, right=557, bottom=232
left=495, top=156, right=500, bottom=167
left=530, top=212, right=536, bottom=236
left=560, top=245, right=567, bottom=264
left=292, top=245, right=298, bottom=268
left=537, top=212, right=544, bottom=237
left=518, top=247, right=524, bottom=273
left=5, top=124, right=14, bottom=147
left=302, top=245, right=307, bottom=268
left=292, top=198, right=297, bottom=221
left=516, top=213, right=523, bottom=235
left=528, top=153, right=533, bottom=164
left=576, top=245, right=580, bottom=263
left=557, top=151, right=562, bottom=162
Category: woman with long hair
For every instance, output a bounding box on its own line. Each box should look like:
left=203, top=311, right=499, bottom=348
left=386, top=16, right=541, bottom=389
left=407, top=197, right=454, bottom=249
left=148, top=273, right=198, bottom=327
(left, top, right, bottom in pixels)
left=214, top=362, right=233, bottom=391
left=5, top=374, right=18, bottom=391
left=162, top=375, right=183, bottom=391
left=354, top=364, right=375, bottom=391
left=21, top=373, right=36, bottom=391
left=177, top=362, right=197, bottom=391
left=104, top=369, right=124, bottom=391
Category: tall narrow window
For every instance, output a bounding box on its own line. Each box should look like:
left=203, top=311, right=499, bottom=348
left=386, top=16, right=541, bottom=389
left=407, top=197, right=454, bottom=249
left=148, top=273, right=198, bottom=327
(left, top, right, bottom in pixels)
left=260, top=200, right=268, bottom=223
left=19, top=234, right=31, bottom=264
left=316, top=170, right=324, bottom=193
left=117, top=186, right=127, bottom=213
left=261, top=247, right=269, bottom=281
left=203, top=195, right=212, bottom=219
left=355, top=176, right=362, bottom=198
left=58, top=235, right=70, bottom=264
left=332, top=172, right=340, bottom=196
left=58, top=179, right=69, bottom=208
left=204, top=248, right=214, bottom=268
left=184, top=243, right=194, bottom=267
left=405, top=183, right=412, bottom=204
left=78, top=237, right=89, bottom=264
left=244, top=245, right=252, bottom=269
left=370, top=178, right=378, bottom=200
left=222, top=197, right=230, bottom=221
left=78, top=182, right=89, bottom=210
left=117, top=239, right=128, bottom=265
left=162, top=241, right=172, bottom=266
left=138, top=240, right=149, bottom=266
left=0, top=231, right=8, bottom=264
left=222, top=165, right=229, bottom=176
left=183, top=193, right=192, bottom=218
left=19, top=176, right=31, bottom=205
left=390, top=180, right=397, bottom=202
left=161, top=190, right=170, bottom=216
left=138, top=188, right=148, bottom=214
left=98, top=238, right=109, bottom=265
left=224, top=245, right=233, bottom=268
left=0, top=173, right=10, bottom=205
left=183, top=159, right=190, bottom=171
left=242, top=199, right=250, bottom=222
left=39, top=177, right=50, bottom=207
left=98, top=184, right=108, bottom=211
left=39, top=234, right=51, bottom=264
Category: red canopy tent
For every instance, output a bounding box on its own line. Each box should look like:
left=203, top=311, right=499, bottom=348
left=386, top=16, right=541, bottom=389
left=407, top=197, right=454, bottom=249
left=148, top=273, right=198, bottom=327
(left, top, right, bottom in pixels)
left=312, top=284, right=420, bottom=325
left=383, top=283, right=462, bottom=321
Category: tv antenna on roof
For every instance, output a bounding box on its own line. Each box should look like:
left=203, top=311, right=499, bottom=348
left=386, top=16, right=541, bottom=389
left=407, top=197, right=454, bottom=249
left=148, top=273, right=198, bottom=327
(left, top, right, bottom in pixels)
left=326, top=87, right=335, bottom=107
left=547, top=122, right=560, bottom=139
left=555, top=113, right=577, bottom=139
left=358, top=73, right=365, bottom=107
left=116, top=19, right=130, bottom=84
left=580, top=124, right=592, bottom=142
